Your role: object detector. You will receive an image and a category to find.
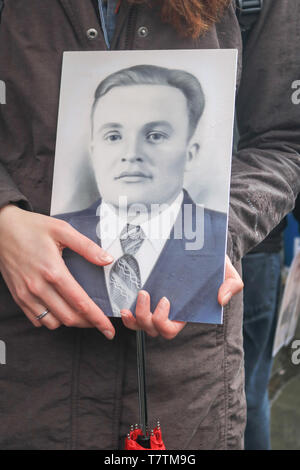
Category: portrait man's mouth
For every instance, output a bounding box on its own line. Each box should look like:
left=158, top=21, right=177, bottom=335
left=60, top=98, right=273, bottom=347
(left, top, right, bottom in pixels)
left=115, top=171, right=153, bottom=183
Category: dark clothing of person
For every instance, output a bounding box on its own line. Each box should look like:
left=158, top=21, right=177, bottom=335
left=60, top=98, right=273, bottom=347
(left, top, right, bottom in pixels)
left=92, top=0, right=118, bottom=47
left=250, top=220, right=286, bottom=254
left=293, top=194, right=300, bottom=227
left=237, top=6, right=288, bottom=449
left=0, top=0, right=299, bottom=450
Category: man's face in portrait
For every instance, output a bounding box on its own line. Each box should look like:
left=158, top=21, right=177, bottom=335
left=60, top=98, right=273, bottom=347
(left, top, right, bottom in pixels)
left=90, top=84, right=199, bottom=209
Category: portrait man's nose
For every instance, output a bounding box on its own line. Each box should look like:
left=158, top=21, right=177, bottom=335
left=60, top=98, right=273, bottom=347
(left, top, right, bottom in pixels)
left=121, top=137, right=144, bottom=164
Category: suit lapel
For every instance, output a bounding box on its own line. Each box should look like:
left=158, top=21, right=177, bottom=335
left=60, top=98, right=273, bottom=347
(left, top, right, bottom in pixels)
left=65, top=199, right=114, bottom=317
left=142, top=191, right=223, bottom=322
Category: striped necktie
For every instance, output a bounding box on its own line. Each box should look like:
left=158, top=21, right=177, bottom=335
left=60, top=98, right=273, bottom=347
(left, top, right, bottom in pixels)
left=109, top=224, right=145, bottom=316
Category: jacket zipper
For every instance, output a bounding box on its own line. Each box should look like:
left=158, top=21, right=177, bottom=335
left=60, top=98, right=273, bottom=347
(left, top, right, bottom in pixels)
left=124, top=5, right=138, bottom=50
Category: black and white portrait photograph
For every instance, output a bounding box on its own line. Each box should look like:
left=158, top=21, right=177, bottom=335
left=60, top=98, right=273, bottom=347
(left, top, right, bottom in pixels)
left=51, top=49, right=237, bottom=324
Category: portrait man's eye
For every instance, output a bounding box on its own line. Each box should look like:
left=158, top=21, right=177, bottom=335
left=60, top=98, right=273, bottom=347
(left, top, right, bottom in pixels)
left=103, top=131, right=122, bottom=142
left=146, top=131, right=169, bottom=143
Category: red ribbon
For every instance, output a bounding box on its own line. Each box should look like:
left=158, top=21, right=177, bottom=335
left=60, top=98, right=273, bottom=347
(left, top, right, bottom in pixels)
left=124, top=426, right=166, bottom=450
left=150, top=427, right=166, bottom=450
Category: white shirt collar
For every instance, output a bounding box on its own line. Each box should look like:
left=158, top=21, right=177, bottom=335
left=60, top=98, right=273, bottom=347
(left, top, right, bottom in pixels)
left=100, top=191, right=184, bottom=253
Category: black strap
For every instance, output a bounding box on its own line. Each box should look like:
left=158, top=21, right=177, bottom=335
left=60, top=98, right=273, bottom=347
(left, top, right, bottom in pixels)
left=236, top=0, right=264, bottom=32
left=0, top=0, right=4, bottom=23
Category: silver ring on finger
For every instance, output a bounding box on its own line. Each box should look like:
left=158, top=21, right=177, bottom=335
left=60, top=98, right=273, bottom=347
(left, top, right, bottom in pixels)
left=36, top=308, right=50, bottom=320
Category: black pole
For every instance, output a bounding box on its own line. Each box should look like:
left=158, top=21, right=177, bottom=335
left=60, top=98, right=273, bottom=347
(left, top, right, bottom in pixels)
left=136, top=330, right=150, bottom=448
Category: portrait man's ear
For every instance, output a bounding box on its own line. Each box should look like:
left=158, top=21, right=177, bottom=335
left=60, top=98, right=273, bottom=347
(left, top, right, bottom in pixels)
left=185, top=142, right=200, bottom=171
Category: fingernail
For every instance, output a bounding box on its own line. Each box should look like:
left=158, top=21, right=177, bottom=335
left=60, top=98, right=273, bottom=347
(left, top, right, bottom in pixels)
left=120, top=311, right=128, bottom=318
left=103, top=330, right=114, bottom=340
left=161, top=296, right=169, bottom=305
left=100, top=254, right=114, bottom=263
left=138, top=290, right=147, bottom=303
left=222, top=292, right=232, bottom=306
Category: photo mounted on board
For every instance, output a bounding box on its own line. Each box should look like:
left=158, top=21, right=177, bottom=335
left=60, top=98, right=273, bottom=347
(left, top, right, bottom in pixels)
left=51, top=49, right=237, bottom=324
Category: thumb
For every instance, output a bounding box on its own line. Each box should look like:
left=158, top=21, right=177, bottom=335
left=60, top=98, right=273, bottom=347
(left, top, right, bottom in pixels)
left=218, top=255, right=244, bottom=306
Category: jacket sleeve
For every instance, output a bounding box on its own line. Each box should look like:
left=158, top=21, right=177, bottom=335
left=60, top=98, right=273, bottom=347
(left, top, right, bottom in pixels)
left=228, top=0, right=300, bottom=262
left=0, top=162, right=32, bottom=210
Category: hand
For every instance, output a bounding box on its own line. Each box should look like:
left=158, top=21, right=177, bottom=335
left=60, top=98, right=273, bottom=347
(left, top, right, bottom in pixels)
left=121, top=290, right=186, bottom=340
left=0, top=204, right=115, bottom=339
left=121, top=256, right=243, bottom=339
left=218, top=255, right=244, bottom=306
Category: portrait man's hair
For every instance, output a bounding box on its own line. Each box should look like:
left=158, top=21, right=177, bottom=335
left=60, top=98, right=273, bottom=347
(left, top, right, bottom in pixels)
left=91, top=64, right=205, bottom=140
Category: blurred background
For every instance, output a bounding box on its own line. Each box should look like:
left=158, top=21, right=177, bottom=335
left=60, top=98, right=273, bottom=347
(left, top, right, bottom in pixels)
left=270, top=213, right=300, bottom=450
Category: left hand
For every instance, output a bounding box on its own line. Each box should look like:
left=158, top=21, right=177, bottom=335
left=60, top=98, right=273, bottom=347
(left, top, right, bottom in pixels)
left=121, top=255, right=243, bottom=339
left=121, top=290, right=181, bottom=340
left=217, top=255, right=244, bottom=307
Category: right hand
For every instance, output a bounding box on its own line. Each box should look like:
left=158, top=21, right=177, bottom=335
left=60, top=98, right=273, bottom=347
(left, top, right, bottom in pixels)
left=0, top=204, right=115, bottom=339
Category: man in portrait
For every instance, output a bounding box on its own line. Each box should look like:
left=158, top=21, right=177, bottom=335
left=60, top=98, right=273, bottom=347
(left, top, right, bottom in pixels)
left=56, top=64, right=226, bottom=323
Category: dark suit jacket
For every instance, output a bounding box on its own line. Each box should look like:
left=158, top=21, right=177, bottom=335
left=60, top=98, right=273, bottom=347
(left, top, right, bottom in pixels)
left=55, top=190, right=227, bottom=324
